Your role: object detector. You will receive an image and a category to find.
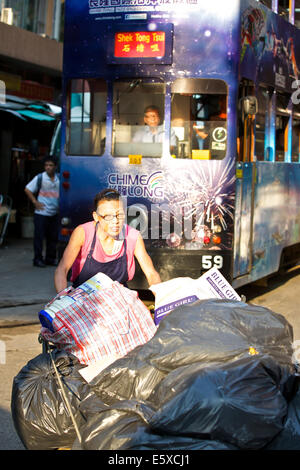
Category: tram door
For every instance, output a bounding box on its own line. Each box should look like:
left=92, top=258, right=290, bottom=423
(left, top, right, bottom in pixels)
left=234, top=81, right=257, bottom=278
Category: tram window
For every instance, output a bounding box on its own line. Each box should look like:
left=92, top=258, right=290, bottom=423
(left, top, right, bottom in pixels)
left=112, top=80, right=166, bottom=158
left=292, top=104, right=300, bottom=162
left=255, top=87, right=268, bottom=161
left=66, top=79, right=107, bottom=156
left=171, top=79, right=228, bottom=160
left=275, top=92, right=291, bottom=162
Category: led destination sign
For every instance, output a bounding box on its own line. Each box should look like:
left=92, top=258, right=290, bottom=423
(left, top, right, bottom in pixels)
left=114, top=31, right=166, bottom=58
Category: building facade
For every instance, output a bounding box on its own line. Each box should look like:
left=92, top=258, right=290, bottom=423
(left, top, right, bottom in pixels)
left=0, top=0, right=63, bottom=104
left=0, top=0, right=63, bottom=233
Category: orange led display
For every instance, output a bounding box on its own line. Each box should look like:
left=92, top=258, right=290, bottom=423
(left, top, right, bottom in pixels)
left=114, top=31, right=166, bottom=58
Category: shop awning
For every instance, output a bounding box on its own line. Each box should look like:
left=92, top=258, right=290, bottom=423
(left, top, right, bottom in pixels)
left=0, top=96, right=61, bottom=122
left=17, top=109, right=56, bottom=121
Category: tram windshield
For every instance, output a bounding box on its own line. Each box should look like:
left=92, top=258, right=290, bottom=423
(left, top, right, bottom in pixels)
left=112, top=79, right=166, bottom=157
left=171, top=78, right=228, bottom=159
left=66, top=78, right=107, bottom=155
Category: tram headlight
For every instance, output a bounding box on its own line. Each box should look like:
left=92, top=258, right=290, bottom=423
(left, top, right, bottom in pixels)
left=212, top=234, right=221, bottom=244
left=61, top=217, right=71, bottom=226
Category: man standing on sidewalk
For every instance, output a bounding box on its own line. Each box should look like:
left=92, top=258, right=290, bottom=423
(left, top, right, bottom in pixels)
left=24, top=157, right=60, bottom=267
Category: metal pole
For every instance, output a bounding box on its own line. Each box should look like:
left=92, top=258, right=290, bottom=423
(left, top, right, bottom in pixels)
left=53, top=0, right=61, bottom=41
left=289, top=0, right=295, bottom=24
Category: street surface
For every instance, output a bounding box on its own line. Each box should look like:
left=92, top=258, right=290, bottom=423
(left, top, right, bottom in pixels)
left=0, top=238, right=300, bottom=450
left=0, top=238, right=57, bottom=450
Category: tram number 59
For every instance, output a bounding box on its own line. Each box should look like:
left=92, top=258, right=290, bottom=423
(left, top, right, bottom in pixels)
left=202, top=255, right=223, bottom=270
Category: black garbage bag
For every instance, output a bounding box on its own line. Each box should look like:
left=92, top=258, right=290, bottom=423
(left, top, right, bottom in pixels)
left=80, top=300, right=295, bottom=450
left=266, top=380, right=300, bottom=450
left=89, top=299, right=294, bottom=405
left=78, top=396, right=238, bottom=450
left=11, top=350, right=90, bottom=450
left=147, top=356, right=288, bottom=449
left=80, top=357, right=288, bottom=450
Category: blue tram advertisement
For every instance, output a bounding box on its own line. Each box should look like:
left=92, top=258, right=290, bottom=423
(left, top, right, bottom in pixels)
left=58, top=0, right=300, bottom=289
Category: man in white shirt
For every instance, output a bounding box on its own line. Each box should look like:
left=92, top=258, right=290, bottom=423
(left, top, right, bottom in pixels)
left=132, top=105, right=177, bottom=149
left=25, top=157, right=60, bottom=267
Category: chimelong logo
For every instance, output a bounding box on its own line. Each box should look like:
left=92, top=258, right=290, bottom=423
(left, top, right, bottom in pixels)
left=107, top=170, right=164, bottom=199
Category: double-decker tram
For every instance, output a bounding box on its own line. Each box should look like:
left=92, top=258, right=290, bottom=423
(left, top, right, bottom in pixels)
left=59, top=0, right=300, bottom=289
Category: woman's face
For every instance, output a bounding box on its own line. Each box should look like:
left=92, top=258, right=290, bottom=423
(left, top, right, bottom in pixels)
left=94, top=199, right=125, bottom=238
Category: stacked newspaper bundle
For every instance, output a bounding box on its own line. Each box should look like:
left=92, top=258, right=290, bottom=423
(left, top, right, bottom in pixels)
left=150, top=267, right=241, bottom=325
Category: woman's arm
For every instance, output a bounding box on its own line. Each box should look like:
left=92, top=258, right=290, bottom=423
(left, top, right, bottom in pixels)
left=134, top=234, right=161, bottom=286
left=54, top=225, right=85, bottom=293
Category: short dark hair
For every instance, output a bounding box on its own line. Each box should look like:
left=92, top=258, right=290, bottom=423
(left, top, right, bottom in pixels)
left=144, top=105, right=160, bottom=116
left=93, top=188, right=121, bottom=211
left=43, top=156, right=57, bottom=166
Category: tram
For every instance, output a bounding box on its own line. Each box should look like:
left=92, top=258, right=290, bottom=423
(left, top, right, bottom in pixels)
left=58, top=0, right=300, bottom=289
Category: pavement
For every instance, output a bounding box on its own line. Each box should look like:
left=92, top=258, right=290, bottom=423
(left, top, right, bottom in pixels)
left=0, top=237, right=58, bottom=327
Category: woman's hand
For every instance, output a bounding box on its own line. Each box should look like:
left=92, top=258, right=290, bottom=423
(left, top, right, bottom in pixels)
left=134, top=234, right=161, bottom=287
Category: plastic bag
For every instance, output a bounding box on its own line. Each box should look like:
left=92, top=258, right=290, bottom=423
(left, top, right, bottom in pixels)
left=11, top=351, right=90, bottom=450
left=146, top=356, right=288, bottom=449
left=41, top=282, right=156, bottom=365
left=89, top=299, right=294, bottom=405
left=266, top=380, right=300, bottom=450
left=39, top=272, right=114, bottom=332
left=79, top=399, right=238, bottom=450
left=80, top=357, right=288, bottom=450
left=81, top=299, right=295, bottom=450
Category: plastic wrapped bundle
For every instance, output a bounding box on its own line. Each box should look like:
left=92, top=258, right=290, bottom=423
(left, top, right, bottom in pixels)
left=11, top=351, right=90, bottom=450
left=79, top=397, right=238, bottom=450
left=79, top=299, right=296, bottom=450
left=89, top=299, right=294, bottom=405
left=79, top=356, right=289, bottom=450
left=41, top=281, right=157, bottom=365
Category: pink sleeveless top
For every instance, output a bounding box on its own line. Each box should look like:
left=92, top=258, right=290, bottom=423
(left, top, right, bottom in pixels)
left=71, top=222, right=140, bottom=283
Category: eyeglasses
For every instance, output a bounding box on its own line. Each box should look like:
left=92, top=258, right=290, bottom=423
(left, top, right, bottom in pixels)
left=97, top=212, right=125, bottom=222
